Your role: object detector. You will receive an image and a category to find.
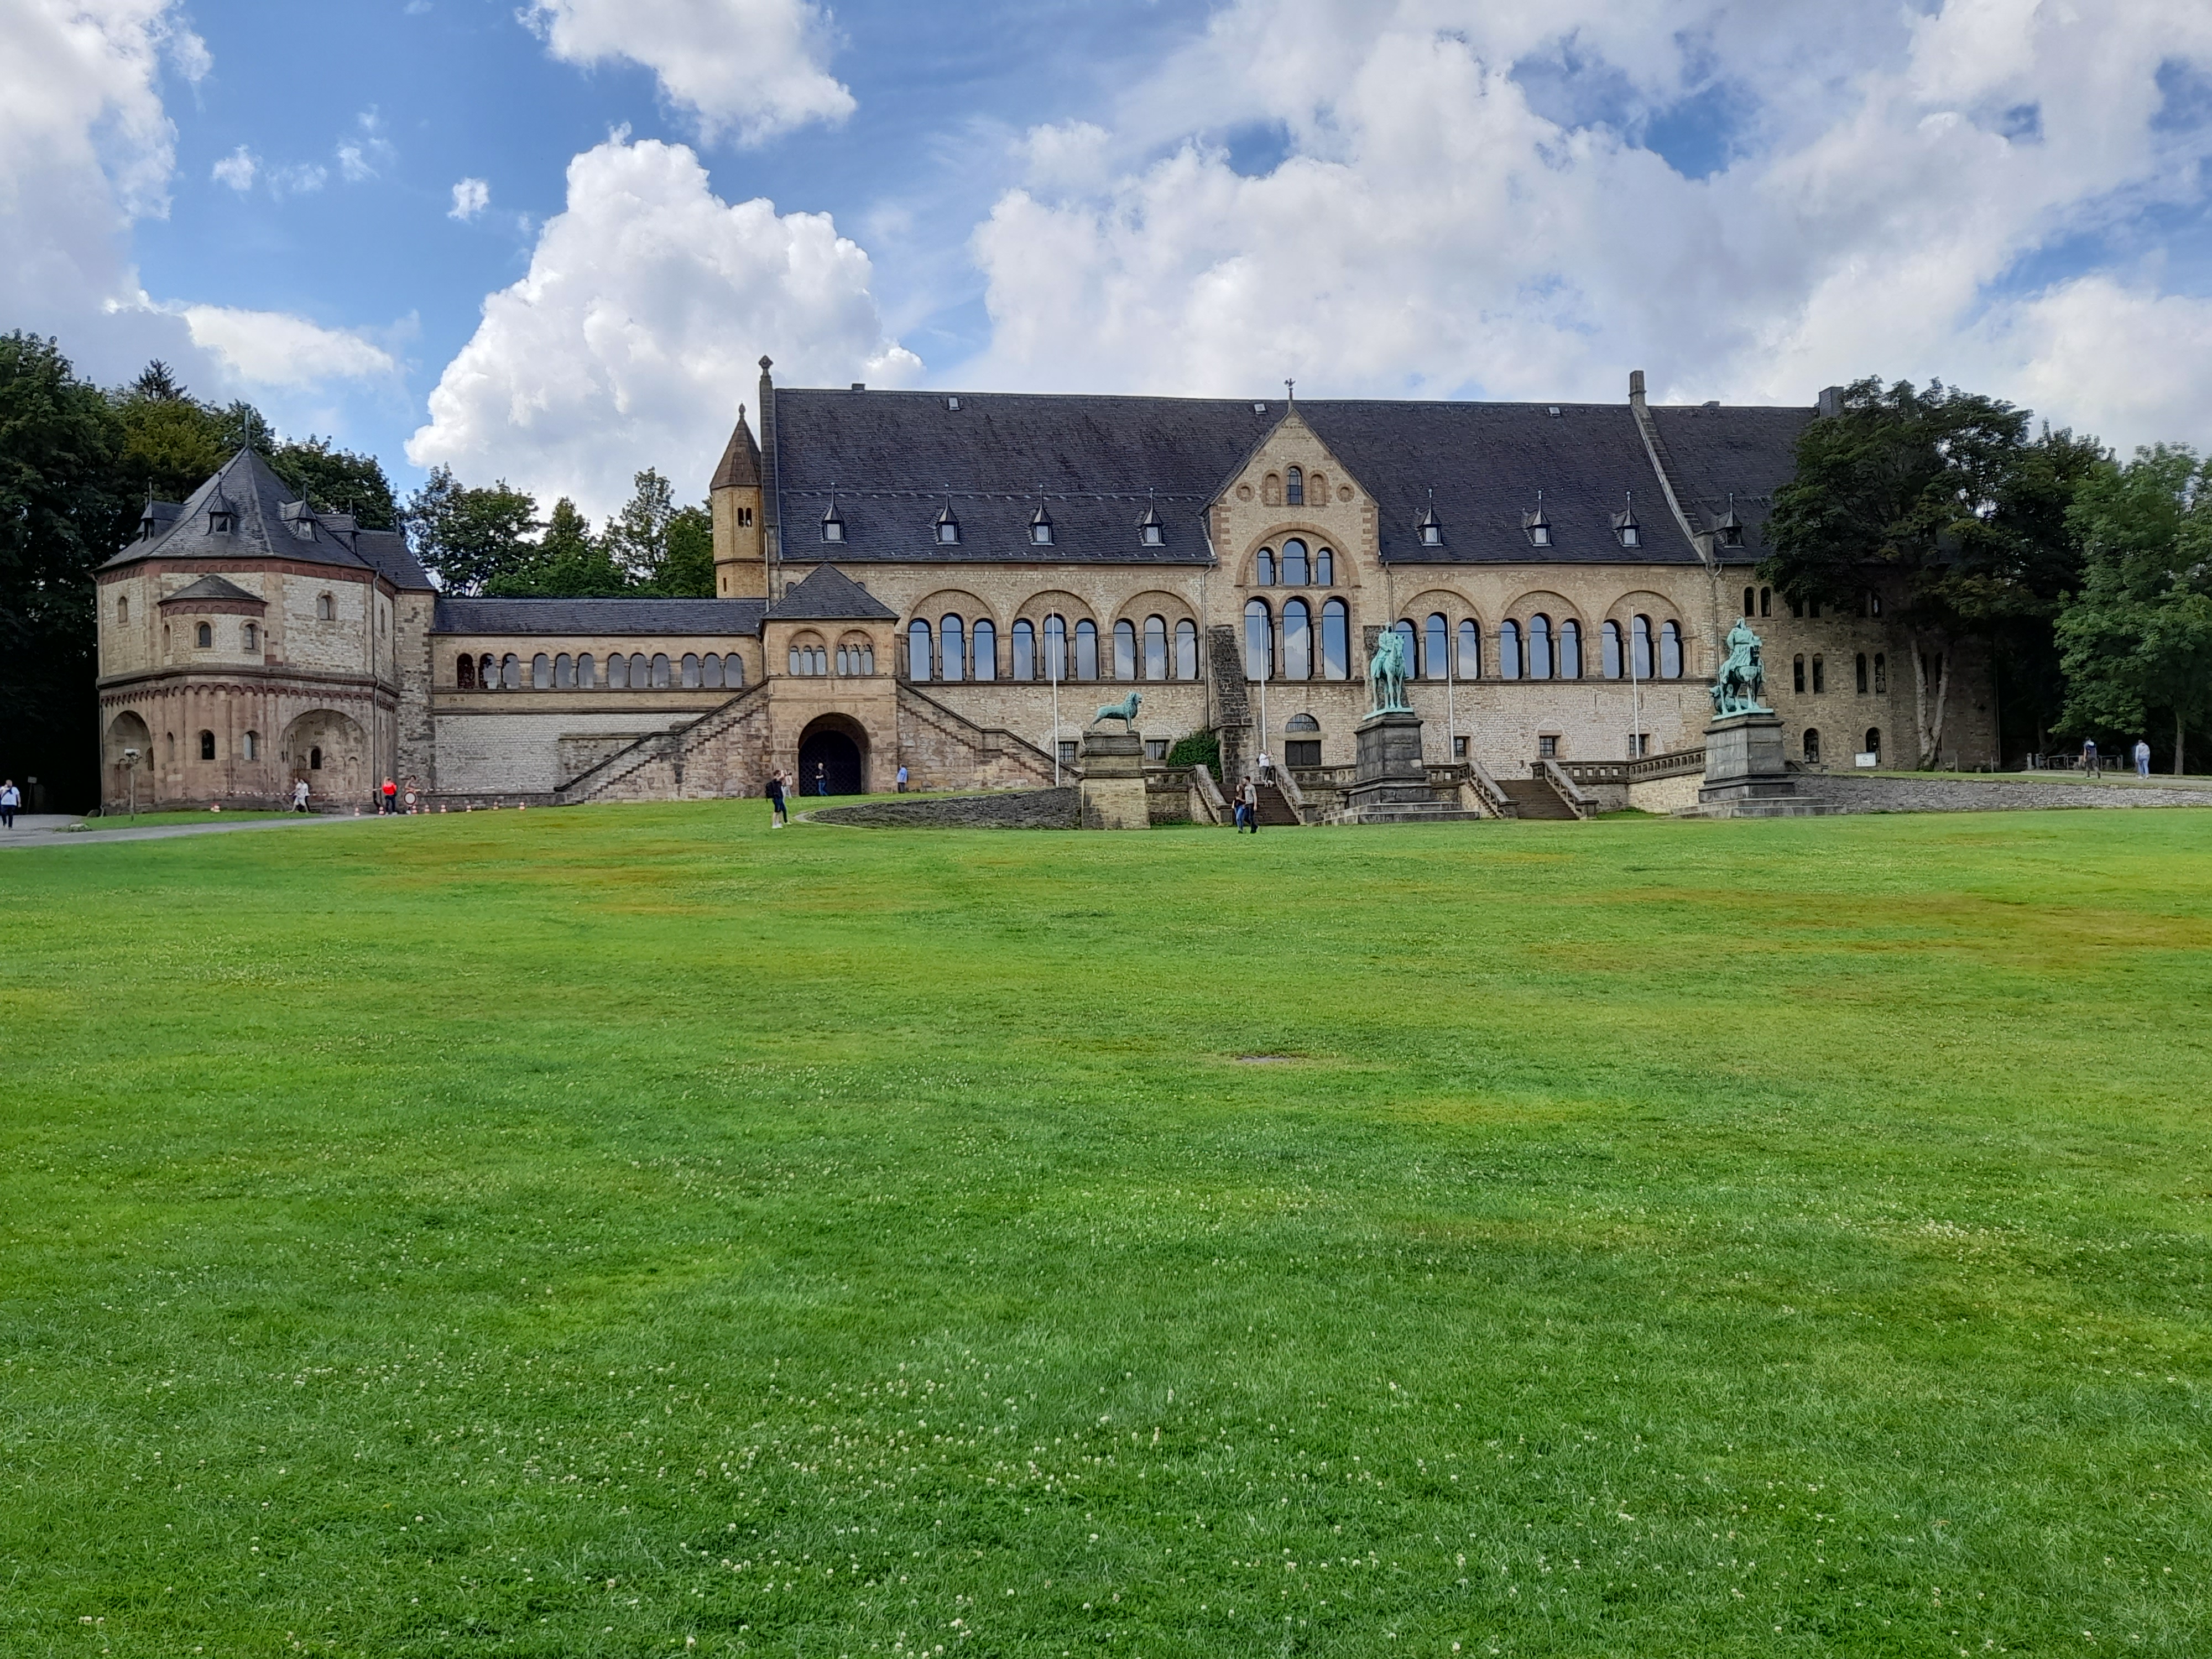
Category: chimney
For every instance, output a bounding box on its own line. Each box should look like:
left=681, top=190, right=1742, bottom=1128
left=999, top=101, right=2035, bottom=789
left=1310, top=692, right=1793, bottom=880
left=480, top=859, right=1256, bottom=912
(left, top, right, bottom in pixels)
left=1628, top=368, right=1647, bottom=406
left=1816, top=385, right=1845, bottom=418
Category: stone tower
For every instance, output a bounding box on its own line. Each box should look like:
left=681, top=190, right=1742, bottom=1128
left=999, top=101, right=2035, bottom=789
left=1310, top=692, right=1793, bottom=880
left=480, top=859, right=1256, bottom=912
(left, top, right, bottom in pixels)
left=709, top=401, right=766, bottom=599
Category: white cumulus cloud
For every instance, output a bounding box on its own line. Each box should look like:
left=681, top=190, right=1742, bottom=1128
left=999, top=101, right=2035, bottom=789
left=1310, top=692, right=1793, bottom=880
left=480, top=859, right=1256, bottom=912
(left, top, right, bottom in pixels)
left=523, top=0, right=855, bottom=145
left=968, top=0, right=2212, bottom=455
left=211, top=144, right=257, bottom=191
left=168, top=303, right=400, bottom=388
left=410, top=134, right=918, bottom=517
left=449, top=177, right=491, bottom=221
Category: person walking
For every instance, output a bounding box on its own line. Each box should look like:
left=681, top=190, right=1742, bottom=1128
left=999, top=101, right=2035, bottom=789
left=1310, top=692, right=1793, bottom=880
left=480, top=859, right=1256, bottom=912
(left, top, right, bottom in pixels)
left=768, top=768, right=789, bottom=828
left=815, top=760, right=828, bottom=797
left=1238, top=775, right=1260, bottom=833
left=291, top=777, right=310, bottom=813
left=380, top=776, right=399, bottom=814
left=2134, top=737, right=2152, bottom=779
left=0, top=779, right=18, bottom=830
left=1258, top=749, right=1274, bottom=785
left=896, top=763, right=909, bottom=793
left=2080, top=738, right=2099, bottom=778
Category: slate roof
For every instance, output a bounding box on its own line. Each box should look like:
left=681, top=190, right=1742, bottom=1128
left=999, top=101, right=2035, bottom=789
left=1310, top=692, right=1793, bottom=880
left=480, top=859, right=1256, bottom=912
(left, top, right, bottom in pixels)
left=159, top=573, right=264, bottom=606
left=767, top=387, right=1812, bottom=567
left=432, top=597, right=768, bottom=637
left=710, top=411, right=763, bottom=491
left=764, top=564, right=897, bottom=621
left=102, top=448, right=436, bottom=589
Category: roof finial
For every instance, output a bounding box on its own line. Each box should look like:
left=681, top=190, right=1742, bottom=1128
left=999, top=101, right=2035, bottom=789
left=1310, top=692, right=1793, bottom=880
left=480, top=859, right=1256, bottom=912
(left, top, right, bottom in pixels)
left=1285, top=378, right=1295, bottom=405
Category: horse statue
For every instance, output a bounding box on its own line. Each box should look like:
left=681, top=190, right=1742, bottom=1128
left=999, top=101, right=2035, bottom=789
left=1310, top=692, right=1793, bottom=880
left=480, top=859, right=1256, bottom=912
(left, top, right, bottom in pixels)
left=1092, top=690, right=1142, bottom=729
left=1708, top=618, right=1771, bottom=717
left=1366, top=627, right=1411, bottom=716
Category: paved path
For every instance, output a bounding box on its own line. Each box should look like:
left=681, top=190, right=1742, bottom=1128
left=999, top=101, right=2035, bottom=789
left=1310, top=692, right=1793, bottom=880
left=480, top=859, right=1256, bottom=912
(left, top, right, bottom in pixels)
left=0, top=812, right=369, bottom=850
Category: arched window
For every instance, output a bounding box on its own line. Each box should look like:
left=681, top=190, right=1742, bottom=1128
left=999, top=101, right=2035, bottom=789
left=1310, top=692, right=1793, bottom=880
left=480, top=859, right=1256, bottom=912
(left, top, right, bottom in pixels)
left=1045, top=614, right=1069, bottom=682
left=1316, top=547, right=1334, bottom=585
left=1601, top=620, right=1623, bottom=679
left=242, top=731, right=259, bottom=760
left=1282, top=599, right=1312, bottom=680
left=1744, top=587, right=1756, bottom=616
left=199, top=729, right=216, bottom=760
left=608, top=651, right=629, bottom=688
left=1282, top=539, right=1309, bottom=586
left=702, top=653, right=723, bottom=688
left=1811, top=653, right=1824, bottom=694
left=317, top=593, right=335, bottom=621
left=1660, top=620, right=1682, bottom=679
left=1793, top=654, right=1807, bottom=694
left=578, top=653, right=596, bottom=688
left=1256, top=548, right=1276, bottom=586
left=1864, top=726, right=1882, bottom=759
left=1500, top=619, right=1522, bottom=680
left=1392, top=619, right=1417, bottom=679
left=195, top=621, right=212, bottom=648
left=1425, top=613, right=1449, bottom=680
left=1308, top=473, right=1325, bottom=505
left=456, top=654, right=476, bottom=688
left=532, top=653, right=552, bottom=689
left=650, top=653, right=671, bottom=688
left=679, top=652, right=700, bottom=688
left=1804, top=728, right=1822, bottom=765
left=1321, top=599, right=1349, bottom=680
left=1112, top=618, right=1136, bottom=680
left=502, top=653, right=521, bottom=689
left=1286, top=465, right=1304, bottom=506
left=942, top=615, right=966, bottom=682
left=1262, top=473, right=1282, bottom=507
left=835, top=644, right=849, bottom=676
left=1457, top=618, right=1481, bottom=680
left=309, top=745, right=322, bottom=770
left=1856, top=653, right=1869, bottom=694
left=1631, top=617, right=1652, bottom=680
left=629, top=652, right=648, bottom=688
left=973, top=619, right=997, bottom=681
left=1143, top=615, right=1167, bottom=680
left=1013, top=619, right=1036, bottom=680
left=479, top=653, right=495, bottom=688
left=117, top=594, right=128, bottom=624
left=1759, top=587, right=1771, bottom=618
left=552, top=653, right=572, bottom=689
left=1074, top=619, right=1099, bottom=680
left=1244, top=599, right=1273, bottom=680
left=1175, top=619, right=1198, bottom=680
left=1873, top=653, right=1887, bottom=693
left=907, top=619, right=932, bottom=680
left=1528, top=614, right=1552, bottom=680
left=724, top=652, right=745, bottom=686
left=243, top=622, right=258, bottom=651
left=1559, top=618, right=1583, bottom=680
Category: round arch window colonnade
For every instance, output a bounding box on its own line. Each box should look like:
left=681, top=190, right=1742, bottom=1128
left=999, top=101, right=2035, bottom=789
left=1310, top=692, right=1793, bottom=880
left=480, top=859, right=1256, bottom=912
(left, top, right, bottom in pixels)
left=906, top=614, right=1201, bottom=683
left=455, top=651, right=746, bottom=690
left=1241, top=607, right=1685, bottom=682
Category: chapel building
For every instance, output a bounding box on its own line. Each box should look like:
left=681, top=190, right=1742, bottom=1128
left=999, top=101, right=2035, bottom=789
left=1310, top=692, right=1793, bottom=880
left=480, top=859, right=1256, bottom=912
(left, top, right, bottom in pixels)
left=93, top=366, right=1993, bottom=813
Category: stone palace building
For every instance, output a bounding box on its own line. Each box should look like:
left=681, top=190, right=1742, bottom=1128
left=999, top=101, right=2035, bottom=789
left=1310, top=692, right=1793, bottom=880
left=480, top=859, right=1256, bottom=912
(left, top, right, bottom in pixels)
left=94, top=364, right=1994, bottom=815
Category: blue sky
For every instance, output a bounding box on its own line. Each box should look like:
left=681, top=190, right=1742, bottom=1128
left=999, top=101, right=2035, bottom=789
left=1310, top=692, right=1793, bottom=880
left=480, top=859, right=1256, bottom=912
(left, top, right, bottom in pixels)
left=9, top=0, right=2212, bottom=519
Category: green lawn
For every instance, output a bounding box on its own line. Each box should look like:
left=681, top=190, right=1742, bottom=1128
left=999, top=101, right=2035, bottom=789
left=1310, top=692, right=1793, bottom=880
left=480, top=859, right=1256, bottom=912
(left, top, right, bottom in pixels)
left=3, top=805, right=2208, bottom=1658
left=72, top=810, right=301, bottom=828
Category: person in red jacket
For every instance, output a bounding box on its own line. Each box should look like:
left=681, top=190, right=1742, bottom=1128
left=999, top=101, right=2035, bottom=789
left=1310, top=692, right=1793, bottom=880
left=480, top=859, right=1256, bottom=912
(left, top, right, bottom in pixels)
left=380, top=777, right=398, bottom=815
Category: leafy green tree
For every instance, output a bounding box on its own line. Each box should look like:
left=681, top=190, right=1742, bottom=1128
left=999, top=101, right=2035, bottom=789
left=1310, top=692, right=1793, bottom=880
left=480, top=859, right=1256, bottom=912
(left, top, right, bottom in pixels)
left=651, top=504, right=716, bottom=597
left=269, top=437, right=398, bottom=530
left=0, top=333, right=135, bottom=807
left=403, top=466, right=540, bottom=594
left=111, top=370, right=238, bottom=503
left=483, top=497, right=632, bottom=597
left=2056, top=446, right=2212, bottom=774
left=602, top=467, right=676, bottom=587
left=1762, top=377, right=2104, bottom=767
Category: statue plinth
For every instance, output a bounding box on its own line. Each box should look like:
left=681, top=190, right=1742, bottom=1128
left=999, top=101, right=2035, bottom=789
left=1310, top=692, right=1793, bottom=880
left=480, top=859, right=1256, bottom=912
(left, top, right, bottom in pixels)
left=1700, top=711, right=1796, bottom=804
left=1078, top=730, right=1149, bottom=829
left=1344, top=709, right=1480, bottom=824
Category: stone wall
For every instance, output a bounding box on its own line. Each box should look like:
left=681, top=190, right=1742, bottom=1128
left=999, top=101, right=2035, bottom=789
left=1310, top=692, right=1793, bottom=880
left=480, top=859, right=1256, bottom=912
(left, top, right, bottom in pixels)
left=806, top=787, right=1079, bottom=830
left=1792, top=774, right=2212, bottom=813
left=435, top=708, right=700, bottom=796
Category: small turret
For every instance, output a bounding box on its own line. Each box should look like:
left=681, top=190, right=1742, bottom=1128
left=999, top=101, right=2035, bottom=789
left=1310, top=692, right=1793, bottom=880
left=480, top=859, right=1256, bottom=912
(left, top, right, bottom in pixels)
left=709, top=403, right=765, bottom=598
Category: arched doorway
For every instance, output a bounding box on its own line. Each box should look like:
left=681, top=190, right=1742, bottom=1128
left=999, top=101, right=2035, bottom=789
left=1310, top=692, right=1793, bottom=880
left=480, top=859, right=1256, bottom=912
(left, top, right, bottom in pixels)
left=281, top=709, right=368, bottom=808
left=105, top=711, right=153, bottom=811
left=797, top=714, right=869, bottom=797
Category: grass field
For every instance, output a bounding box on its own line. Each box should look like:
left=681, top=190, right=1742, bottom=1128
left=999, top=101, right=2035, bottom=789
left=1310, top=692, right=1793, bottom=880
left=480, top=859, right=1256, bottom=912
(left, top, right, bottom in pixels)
left=3, top=804, right=2209, bottom=1658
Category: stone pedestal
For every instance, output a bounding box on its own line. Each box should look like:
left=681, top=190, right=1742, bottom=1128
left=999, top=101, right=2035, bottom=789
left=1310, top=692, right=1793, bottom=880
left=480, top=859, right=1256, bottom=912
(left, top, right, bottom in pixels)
left=1343, top=710, right=1481, bottom=824
left=1700, top=711, right=1799, bottom=810
left=1078, top=731, right=1149, bottom=829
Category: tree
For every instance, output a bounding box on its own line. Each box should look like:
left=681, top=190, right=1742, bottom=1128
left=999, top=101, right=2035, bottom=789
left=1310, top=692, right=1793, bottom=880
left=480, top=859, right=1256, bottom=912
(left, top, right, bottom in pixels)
left=2055, top=446, right=2212, bottom=774
left=653, top=503, right=716, bottom=597
left=0, top=333, right=135, bottom=807
left=129, top=359, right=186, bottom=401
left=482, top=497, right=632, bottom=597
left=1762, top=377, right=2104, bottom=768
left=111, top=369, right=240, bottom=503
left=270, top=437, right=398, bottom=530
left=403, top=467, right=540, bottom=594
left=603, top=467, right=676, bottom=587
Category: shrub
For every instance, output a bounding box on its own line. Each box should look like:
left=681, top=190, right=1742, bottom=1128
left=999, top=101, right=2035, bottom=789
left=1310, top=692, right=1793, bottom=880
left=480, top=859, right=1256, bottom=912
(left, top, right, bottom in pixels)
left=1165, top=731, right=1221, bottom=774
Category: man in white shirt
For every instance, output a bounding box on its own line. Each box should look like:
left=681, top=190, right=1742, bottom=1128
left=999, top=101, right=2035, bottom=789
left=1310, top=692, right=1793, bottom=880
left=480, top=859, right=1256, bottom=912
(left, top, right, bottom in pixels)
left=0, top=780, right=18, bottom=829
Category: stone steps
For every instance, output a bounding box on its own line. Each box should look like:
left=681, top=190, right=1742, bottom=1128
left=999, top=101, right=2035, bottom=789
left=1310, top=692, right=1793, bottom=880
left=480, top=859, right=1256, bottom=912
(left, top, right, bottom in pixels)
left=1497, top=778, right=1578, bottom=821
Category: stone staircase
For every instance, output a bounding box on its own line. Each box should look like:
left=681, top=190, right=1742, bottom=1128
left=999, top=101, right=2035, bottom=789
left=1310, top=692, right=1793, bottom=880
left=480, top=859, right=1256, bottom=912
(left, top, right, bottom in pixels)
left=1496, top=777, right=1579, bottom=821
left=1254, top=781, right=1302, bottom=826
left=556, top=682, right=770, bottom=804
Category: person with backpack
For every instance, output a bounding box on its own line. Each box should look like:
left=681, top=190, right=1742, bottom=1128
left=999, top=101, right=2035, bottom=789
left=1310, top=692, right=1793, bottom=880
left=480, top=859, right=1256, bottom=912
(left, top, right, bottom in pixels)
left=768, top=768, right=789, bottom=828
left=0, top=780, right=18, bottom=830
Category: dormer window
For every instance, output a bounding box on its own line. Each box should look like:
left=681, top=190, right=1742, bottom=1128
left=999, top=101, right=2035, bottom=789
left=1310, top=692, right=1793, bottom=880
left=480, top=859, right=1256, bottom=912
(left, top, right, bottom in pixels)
left=282, top=500, right=318, bottom=541
left=933, top=501, right=960, bottom=545
left=1716, top=495, right=1746, bottom=548
left=1030, top=503, right=1053, bottom=545
left=1137, top=500, right=1164, bottom=547
left=1416, top=493, right=1443, bottom=547
left=1286, top=466, right=1304, bottom=507
left=821, top=498, right=844, bottom=543
left=1613, top=494, right=1640, bottom=548
left=207, top=492, right=238, bottom=535
left=946, top=396, right=961, bottom=411
left=1523, top=494, right=1552, bottom=547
